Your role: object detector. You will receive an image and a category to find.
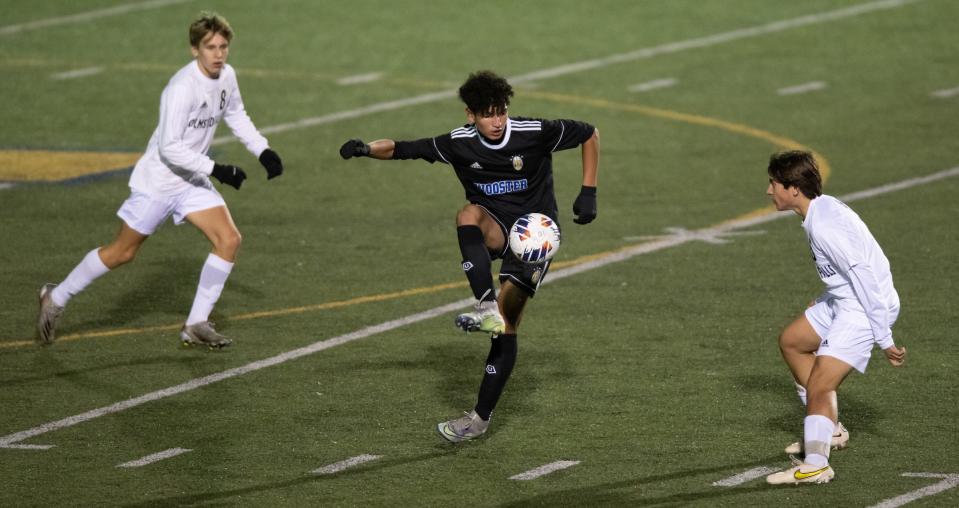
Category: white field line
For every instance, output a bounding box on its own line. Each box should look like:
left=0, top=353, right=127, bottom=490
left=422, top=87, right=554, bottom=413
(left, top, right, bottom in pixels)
left=868, top=473, right=959, bottom=508
left=930, top=86, right=959, bottom=98
left=117, top=447, right=191, bottom=468
left=777, top=81, right=828, bottom=95
left=336, top=72, right=384, bottom=86
left=212, top=0, right=918, bottom=145
left=509, top=460, right=581, bottom=480
left=712, top=466, right=781, bottom=486
left=0, top=0, right=191, bottom=36
left=0, top=165, right=956, bottom=448
left=51, top=66, right=104, bottom=80
left=628, top=78, right=678, bottom=93
left=312, top=454, right=381, bottom=475
left=0, top=443, right=54, bottom=450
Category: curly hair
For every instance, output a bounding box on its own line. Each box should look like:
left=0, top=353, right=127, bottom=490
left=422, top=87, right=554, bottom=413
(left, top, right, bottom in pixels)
left=767, top=150, right=822, bottom=199
left=458, top=70, right=514, bottom=114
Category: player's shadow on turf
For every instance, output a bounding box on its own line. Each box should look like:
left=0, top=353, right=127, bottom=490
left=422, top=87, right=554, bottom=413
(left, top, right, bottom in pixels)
left=496, top=454, right=786, bottom=507
left=735, top=373, right=882, bottom=438
left=419, top=338, right=573, bottom=419
left=119, top=450, right=453, bottom=507
left=4, top=353, right=205, bottom=386
left=66, top=256, right=224, bottom=332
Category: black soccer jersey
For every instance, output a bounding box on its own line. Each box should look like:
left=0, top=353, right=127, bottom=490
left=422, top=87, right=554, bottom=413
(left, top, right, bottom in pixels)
left=392, top=117, right=594, bottom=221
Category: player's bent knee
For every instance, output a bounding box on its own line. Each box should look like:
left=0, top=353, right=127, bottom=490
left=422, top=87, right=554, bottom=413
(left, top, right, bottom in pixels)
left=101, top=244, right=138, bottom=268
left=456, top=205, right=483, bottom=226
left=108, top=250, right=136, bottom=268
left=216, top=230, right=242, bottom=257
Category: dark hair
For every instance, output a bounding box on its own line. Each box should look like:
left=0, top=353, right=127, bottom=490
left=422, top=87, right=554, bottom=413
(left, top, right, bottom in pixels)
left=458, top=70, right=513, bottom=114
left=767, top=150, right=822, bottom=199
left=189, top=12, right=233, bottom=47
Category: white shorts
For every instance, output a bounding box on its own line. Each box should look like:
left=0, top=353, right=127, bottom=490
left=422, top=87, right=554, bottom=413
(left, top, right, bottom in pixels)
left=804, top=297, right=899, bottom=373
left=117, top=187, right=225, bottom=235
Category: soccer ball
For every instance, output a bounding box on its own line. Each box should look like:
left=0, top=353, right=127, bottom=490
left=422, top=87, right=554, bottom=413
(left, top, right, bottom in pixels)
left=509, top=213, right=561, bottom=265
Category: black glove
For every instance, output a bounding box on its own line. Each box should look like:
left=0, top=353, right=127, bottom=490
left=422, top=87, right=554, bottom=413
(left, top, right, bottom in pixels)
left=259, top=149, right=283, bottom=179
left=339, top=138, right=370, bottom=159
left=572, top=185, right=597, bottom=224
left=211, top=163, right=247, bottom=190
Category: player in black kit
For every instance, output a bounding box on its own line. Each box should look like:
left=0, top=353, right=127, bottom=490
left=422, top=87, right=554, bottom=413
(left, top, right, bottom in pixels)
left=339, top=70, right=600, bottom=442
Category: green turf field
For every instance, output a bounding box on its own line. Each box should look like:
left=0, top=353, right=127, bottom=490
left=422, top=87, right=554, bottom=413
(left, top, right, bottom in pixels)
left=2, top=0, right=958, bottom=506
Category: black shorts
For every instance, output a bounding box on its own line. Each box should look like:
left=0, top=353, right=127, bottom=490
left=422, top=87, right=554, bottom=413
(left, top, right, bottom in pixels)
left=475, top=203, right=555, bottom=298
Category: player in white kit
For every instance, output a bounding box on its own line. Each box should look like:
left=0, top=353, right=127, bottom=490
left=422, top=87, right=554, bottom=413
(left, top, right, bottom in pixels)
left=36, top=12, right=284, bottom=349
left=762, top=151, right=907, bottom=485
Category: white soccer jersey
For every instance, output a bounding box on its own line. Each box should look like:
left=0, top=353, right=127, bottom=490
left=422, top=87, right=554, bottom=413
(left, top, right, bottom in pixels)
left=803, top=194, right=900, bottom=349
left=128, top=61, right=269, bottom=196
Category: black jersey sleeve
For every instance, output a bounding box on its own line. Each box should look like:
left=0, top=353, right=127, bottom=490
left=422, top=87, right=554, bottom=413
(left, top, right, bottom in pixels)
left=391, top=136, right=450, bottom=164
left=540, top=119, right=595, bottom=152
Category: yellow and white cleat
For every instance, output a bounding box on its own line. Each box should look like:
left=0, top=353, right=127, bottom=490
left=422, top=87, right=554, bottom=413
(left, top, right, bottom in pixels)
left=767, top=462, right=835, bottom=485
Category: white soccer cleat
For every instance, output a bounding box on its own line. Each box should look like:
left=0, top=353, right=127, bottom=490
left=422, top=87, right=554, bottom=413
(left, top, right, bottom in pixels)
left=436, top=410, right=490, bottom=443
left=784, top=422, right=849, bottom=454
left=180, top=321, right=232, bottom=349
left=766, top=462, right=835, bottom=485
left=36, top=283, right=65, bottom=345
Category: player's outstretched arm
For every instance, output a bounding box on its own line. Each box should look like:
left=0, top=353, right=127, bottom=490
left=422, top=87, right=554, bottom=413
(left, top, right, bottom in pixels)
left=573, top=128, right=600, bottom=224
left=340, top=139, right=396, bottom=160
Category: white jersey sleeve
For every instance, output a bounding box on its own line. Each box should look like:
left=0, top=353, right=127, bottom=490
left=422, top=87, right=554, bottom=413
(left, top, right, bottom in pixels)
left=221, top=67, right=269, bottom=158
left=848, top=265, right=895, bottom=349
left=805, top=195, right=899, bottom=348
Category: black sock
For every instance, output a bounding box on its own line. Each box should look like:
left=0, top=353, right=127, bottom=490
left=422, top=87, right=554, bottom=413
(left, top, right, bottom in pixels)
left=457, top=225, right=495, bottom=302
left=474, top=333, right=517, bottom=420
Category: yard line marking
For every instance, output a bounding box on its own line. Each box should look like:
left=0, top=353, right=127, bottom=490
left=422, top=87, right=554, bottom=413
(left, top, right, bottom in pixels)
left=628, top=78, right=677, bottom=93
left=0, top=443, right=54, bottom=450
left=2, top=165, right=956, bottom=448
left=508, top=0, right=917, bottom=84
left=509, top=460, right=580, bottom=480
left=868, top=473, right=959, bottom=508
left=336, top=72, right=384, bottom=86
left=0, top=0, right=191, bottom=36
left=0, top=298, right=472, bottom=447
left=213, top=0, right=918, bottom=144
left=712, top=466, right=781, bottom=486
left=930, top=86, right=959, bottom=98
left=51, top=66, right=104, bottom=80
left=117, top=447, right=192, bottom=468
left=624, top=227, right=766, bottom=245
left=312, top=454, right=382, bottom=475
left=777, top=81, right=828, bottom=95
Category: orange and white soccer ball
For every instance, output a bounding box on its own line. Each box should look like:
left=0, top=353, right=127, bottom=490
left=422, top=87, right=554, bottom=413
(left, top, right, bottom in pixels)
left=509, top=213, right=561, bottom=265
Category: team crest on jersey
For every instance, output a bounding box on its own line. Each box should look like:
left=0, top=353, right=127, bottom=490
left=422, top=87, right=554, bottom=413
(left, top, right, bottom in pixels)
left=530, top=265, right=544, bottom=284
left=511, top=155, right=524, bottom=171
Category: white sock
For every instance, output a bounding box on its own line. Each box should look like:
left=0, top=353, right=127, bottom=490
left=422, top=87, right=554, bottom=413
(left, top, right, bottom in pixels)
left=50, top=249, right=110, bottom=307
left=803, top=414, right=834, bottom=466
left=186, top=253, right=234, bottom=325
left=795, top=382, right=808, bottom=406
